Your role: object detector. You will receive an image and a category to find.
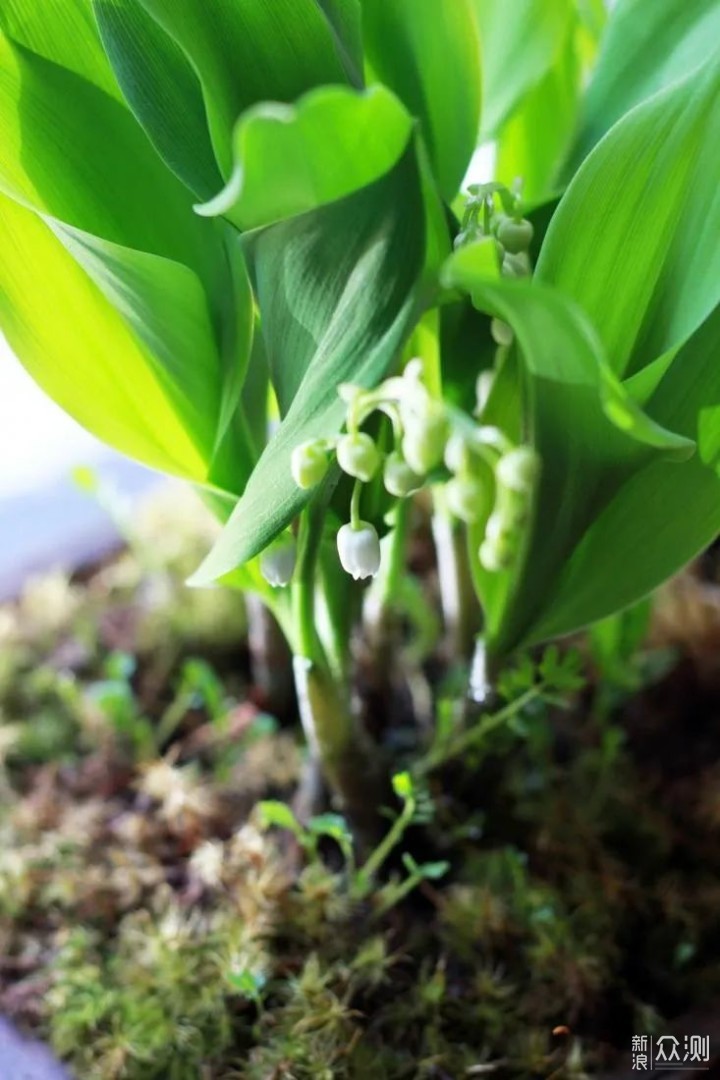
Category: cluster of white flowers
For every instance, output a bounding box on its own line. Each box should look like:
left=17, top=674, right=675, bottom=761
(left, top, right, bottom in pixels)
left=261, top=184, right=540, bottom=591
left=279, top=358, right=539, bottom=586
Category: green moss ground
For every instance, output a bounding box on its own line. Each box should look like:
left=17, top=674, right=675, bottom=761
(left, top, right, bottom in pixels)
left=1, top=490, right=719, bottom=1079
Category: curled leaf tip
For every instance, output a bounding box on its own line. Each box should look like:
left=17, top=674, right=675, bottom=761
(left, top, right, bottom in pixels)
left=194, top=167, right=243, bottom=218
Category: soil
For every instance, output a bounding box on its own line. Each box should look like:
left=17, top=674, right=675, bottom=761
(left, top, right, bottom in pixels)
left=0, top=490, right=719, bottom=1079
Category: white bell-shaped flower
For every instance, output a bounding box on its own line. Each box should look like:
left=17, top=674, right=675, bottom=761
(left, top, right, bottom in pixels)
left=260, top=537, right=297, bottom=587
left=337, top=521, right=381, bottom=581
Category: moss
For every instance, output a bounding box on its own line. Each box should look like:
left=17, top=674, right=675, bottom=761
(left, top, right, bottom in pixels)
left=1, top=499, right=720, bottom=1077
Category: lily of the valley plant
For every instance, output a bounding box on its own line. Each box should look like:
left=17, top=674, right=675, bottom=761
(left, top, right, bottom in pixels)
left=2, top=0, right=720, bottom=831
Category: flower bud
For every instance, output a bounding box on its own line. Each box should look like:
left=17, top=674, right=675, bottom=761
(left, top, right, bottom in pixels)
left=383, top=451, right=422, bottom=497
left=401, top=401, right=449, bottom=475
left=479, top=538, right=512, bottom=573
left=291, top=440, right=328, bottom=489
left=260, top=537, right=297, bottom=588
left=445, top=475, right=489, bottom=523
left=497, top=217, right=534, bottom=255
left=337, top=521, right=381, bottom=581
left=502, top=251, right=531, bottom=279
left=475, top=371, right=495, bottom=415
left=490, top=318, right=514, bottom=346
left=485, top=511, right=514, bottom=547
left=479, top=512, right=515, bottom=572
left=336, top=432, right=381, bottom=482
left=496, top=447, right=539, bottom=493
left=444, top=432, right=468, bottom=473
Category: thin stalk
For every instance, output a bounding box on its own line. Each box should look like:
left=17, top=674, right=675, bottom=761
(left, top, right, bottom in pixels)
left=291, top=504, right=386, bottom=842
left=416, top=682, right=544, bottom=777
left=363, top=501, right=409, bottom=670
left=245, top=593, right=294, bottom=716
left=353, top=792, right=415, bottom=897
left=432, top=492, right=481, bottom=663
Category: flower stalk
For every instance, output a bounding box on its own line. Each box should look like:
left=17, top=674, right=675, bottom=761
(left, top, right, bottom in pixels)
left=291, top=504, right=385, bottom=841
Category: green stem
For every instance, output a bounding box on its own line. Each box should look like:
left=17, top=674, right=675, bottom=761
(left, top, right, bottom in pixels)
left=374, top=871, right=424, bottom=918
left=245, top=594, right=294, bottom=716
left=291, top=505, right=386, bottom=842
left=353, top=794, right=415, bottom=897
left=349, top=478, right=363, bottom=528
left=292, top=505, right=326, bottom=663
left=416, top=682, right=544, bottom=776
left=432, top=493, right=481, bottom=663
left=381, top=500, right=409, bottom=603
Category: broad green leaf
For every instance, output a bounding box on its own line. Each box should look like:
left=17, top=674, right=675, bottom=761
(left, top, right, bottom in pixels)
left=0, top=32, right=255, bottom=493
left=0, top=194, right=208, bottom=481
left=190, top=139, right=426, bottom=583
left=474, top=0, right=573, bottom=138
left=134, top=0, right=353, bottom=175
left=58, top=222, right=256, bottom=494
left=565, top=0, right=720, bottom=173
left=442, top=247, right=692, bottom=655
left=198, top=85, right=413, bottom=231
left=94, top=0, right=223, bottom=199
left=0, top=32, right=217, bottom=279
left=536, top=53, right=720, bottom=380
left=0, top=0, right=120, bottom=98
left=529, top=304, right=720, bottom=643
left=314, top=0, right=363, bottom=85
left=361, top=0, right=482, bottom=200
left=494, top=21, right=580, bottom=205
left=206, top=239, right=259, bottom=495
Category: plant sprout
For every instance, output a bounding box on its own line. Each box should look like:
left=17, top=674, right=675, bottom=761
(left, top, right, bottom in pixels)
left=1, top=0, right=719, bottom=834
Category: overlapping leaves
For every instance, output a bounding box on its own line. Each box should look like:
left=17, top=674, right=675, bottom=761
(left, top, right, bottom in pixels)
left=361, top=0, right=481, bottom=200
left=565, top=0, right=720, bottom=173
left=0, top=22, right=247, bottom=487
left=446, top=50, right=720, bottom=655
left=191, top=90, right=427, bottom=583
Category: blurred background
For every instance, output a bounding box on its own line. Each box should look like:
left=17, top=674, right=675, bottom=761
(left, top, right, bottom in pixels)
left=0, top=335, right=158, bottom=598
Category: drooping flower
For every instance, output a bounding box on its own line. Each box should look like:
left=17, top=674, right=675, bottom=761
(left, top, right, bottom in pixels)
left=260, top=537, right=297, bottom=588
left=337, top=521, right=381, bottom=580
left=291, top=440, right=329, bottom=490
left=336, top=432, right=381, bottom=482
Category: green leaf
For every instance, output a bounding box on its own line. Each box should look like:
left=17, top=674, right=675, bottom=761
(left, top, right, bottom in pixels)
left=494, top=20, right=581, bottom=205
left=314, top=0, right=363, bottom=85
left=0, top=32, right=255, bottom=492
left=190, top=138, right=426, bottom=583
left=134, top=0, right=354, bottom=175
left=530, top=304, right=720, bottom=643
left=474, top=0, right=574, bottom=138
left=197, top=85, right=413, bottom=231
left=442, top=248, right=692, bottom=654
left=0, top=32, right=217, bottom=277
left=536, top=53, right=720, bottom=380
left=94, top=0, right=224, bottom=199
left=257, top=800, right=303, bottom=836
left=0, top=194, right=210, bottom=480
left=565, top=0, right=720, bottom=173
left=0, top=0, right=120, bottom=98
left=361, top=0, right=482, bottom=200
